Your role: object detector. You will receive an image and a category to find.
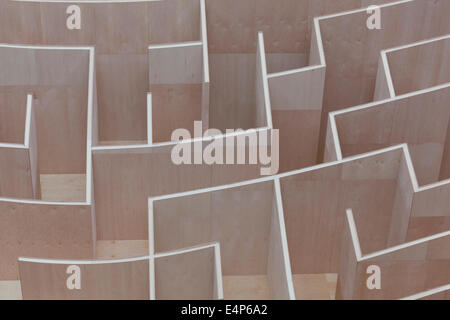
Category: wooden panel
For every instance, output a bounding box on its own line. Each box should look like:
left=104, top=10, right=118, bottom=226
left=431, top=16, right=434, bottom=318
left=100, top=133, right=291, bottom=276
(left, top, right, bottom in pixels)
left=205, top=0, right=375, bottom=55
left=440, top=116, right=450, bottom=180
left=387, top=152, right=414, bottom=247
left=407, top=217, right=450, bottom=241
left=411, top=183, right=450, bottom=217
left=19, top=258, right=149, bottom=300
left=209, top=53, right=257, bottom=130
left=93, top=131, right=268, bottom=240
left=40, top=174, right=86, bottom=202
left=373, top=54, right=393, bottom=100
left=334, top=87, right=450, bottom=185
left=96, top=53, right=148, bottom=142
left=269, top=67, right=325, bottom=170
left=0, top=91, right=26, bottom=144
left=152, top=181, right=274, bottom=275
left=386, top=36, right=450, bottom=95
left=149, top=43, right=204, bottom=142
left=318, top=0, right=450, bottom=159
left=148, top=0, right=201, bottom=44
left=154, top=245, right=218, bottom=300
left=338, top=210, right=450, bottom=300
left=0, top=148, right=35, bottom=199
left=96, top=240, right=149, bottom=260
left=0, top=201, right=93, bottom=280
left=267, top=182, right=293, bottom=299
left=282, top=148, right=402, bottom=273
left=0, top=46, right=90, bottom=174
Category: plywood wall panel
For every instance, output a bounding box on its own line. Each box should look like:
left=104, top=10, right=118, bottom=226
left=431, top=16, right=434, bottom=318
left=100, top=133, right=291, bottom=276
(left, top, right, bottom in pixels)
left=152, top=181, right=274, bottom=275
left=0, top=202, right=93, bottom=280
left=148, top=0, right=201, bottom=44
left=318, top=0, right=450, bottom=159
left=334, top=87, right=450, bottom=185
left=19, top=258, right=149, bottom=300
left=282, top=149, right=402, bottom=274
left=0, top=90, right=27, bottom=143
left=154, top=246, right=216, bottom=300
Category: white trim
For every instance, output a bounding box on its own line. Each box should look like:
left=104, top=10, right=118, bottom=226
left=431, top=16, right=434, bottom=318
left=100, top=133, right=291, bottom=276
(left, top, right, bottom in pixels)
left=313, top=18, right=326, bottom=66
left=92, top=127, right=271, bottom=151
left=384, top=34, right=450, bottom=53
left=148, top=41, right=203, bottom=50
left=257, top=32, right=273, bottom=129
left=267, top=65, right=324, bottom=79
left=214, top=243, right=224, bottom=300
left=315, top=0, right=414, bottom=22
left=329, top=114, right=343, bottom=161
left=380, top=51, right=396, bottom=98
left=274, top=178, right=296, bottom=300
left=418, top=179, right=450, bottom=192
left=13, top=0, right=163, bottom=3
left=18, top=255, right=150, bottom=265
left=402, top=144, right=420, bottom=191
left=149, top=256, right=155, bottom=300
left=148, top=144, right=406, bottom=202
left=0, top=143, right=28, bottom=149
left=200, top=0, right=210, bottom=84
left=148, top=198, right=155, bottom=256
left=85, top=47, right=95, bottom=204
left=361, top=230, right=450, bottom=261
left=24, top=94, right=33, bottom=147
left=153, top=242, right=219, bottom=259
left=345, top=209, right=363, bottom=260
left=331, top=82, right=450, bottom=117
left=147, top=93, right=153, bottom=145
left=0, top=43, right=93, bottom=50
left=400, top=284, right=450, bottom=300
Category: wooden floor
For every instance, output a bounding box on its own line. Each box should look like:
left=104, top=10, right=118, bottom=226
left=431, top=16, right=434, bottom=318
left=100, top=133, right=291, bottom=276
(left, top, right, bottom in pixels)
left=0, top=281, right=22, bottom=300
left=223, top=275, right=271, bottom=300
left=40, top=174, right=86, bottom=202
left=293, top=274, right=337, bottom=300
left=222, top=274, right=337, bottom=300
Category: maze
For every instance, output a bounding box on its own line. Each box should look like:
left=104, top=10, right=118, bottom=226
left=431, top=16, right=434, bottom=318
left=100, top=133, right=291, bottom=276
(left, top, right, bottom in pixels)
left=0, top=0, right=449, bottom=300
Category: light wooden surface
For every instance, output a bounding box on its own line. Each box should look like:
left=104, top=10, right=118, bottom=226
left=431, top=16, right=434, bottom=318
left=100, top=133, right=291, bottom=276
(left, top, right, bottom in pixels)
left=222, top=275, right=271, bottom=300
left=0, top=46, right=90, bottom=174
left=93, top=137, right=265, bottom=240
left=0, top=281, right=22, bottom=300
left=19, top=258, right=149, bottom=300
left=96, top=240, right=149, bottom=259
left=149, top=43, right=204, bottom=142
left=0, top=201, right=93, bottom=280
left=40, top=174, right=86, bottom=202
left=282, top=148, right=403, bottom=274
left=333, top=87, right=450, bottom=186
left=293, top=274, right=337, bottom=300
left=154, top=245, right=218, bottom=300
left=337, top=210, right=450, bottom=300
left=317, top=0, right=450, bottom=160
left=0, top=0, right=448, bottom=301
left=386, top=36, right=450, bottom=95
left=152, top=181, right=274, bottom=275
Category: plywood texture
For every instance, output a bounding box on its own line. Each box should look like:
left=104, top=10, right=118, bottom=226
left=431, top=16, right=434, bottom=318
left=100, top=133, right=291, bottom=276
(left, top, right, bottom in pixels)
left=19, top=258, right=149, bottom=300
left=1, top=0, right=449, bottom=300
